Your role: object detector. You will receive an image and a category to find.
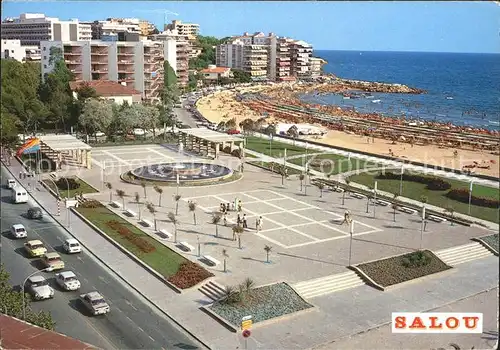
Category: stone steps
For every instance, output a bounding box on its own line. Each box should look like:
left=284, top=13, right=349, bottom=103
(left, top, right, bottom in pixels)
left=198, top=280, right=226, bottom=301
left=293, top=271, right=365, bottom=299
left=435, top=242, right=494, bottom=266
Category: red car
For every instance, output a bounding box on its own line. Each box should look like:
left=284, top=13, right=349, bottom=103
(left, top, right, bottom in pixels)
left=226, top=129, right=241, bottom=135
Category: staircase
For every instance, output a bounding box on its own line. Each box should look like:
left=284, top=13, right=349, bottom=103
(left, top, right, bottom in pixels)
left=293, top=271, right=365, bottom=299
left=198, top=280, right=226, bottom=302
left=435, top=242, right=494, bottom=266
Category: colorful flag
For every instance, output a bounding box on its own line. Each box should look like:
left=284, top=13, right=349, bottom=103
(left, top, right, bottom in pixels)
left=16, top=138, right=40, bottom=157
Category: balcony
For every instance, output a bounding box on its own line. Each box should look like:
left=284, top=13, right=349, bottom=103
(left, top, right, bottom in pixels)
left=117, top=51, right=134, bottom=56
left=117, top=69, right=135, bottom=73
left=91, top=50, right=107, bottom=55
left=65, top=60, right=82, bottom=65
left=118, top=59, right=134, bottom=64
left=64, top=51, right=82, bottom=56
left=91, top=60, right=108, bottom=65
left=69, top=68, right=82, bottom=73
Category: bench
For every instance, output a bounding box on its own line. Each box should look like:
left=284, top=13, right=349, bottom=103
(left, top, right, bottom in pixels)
left=141, top=218, right=153, bottom=227
left=350, top=192, right=366, bottom=199
left=376, top=199, right=390, bottom=206
left=428, top=215, right=447, bottom=223
left=398, top=206, right=418, bottom=215
left=179, top=241, right=194, bottom=252
left=329, top=186, right=344, bottom=193
left=110, top=201, right=122, bottom=208
left=124, top=209, right=137, bottom=217
left=157, top=229, right=172, bottom=239
left=202, top=255, right=220, bottom=266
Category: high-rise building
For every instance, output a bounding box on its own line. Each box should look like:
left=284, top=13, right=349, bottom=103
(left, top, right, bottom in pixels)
left=165, top=20, right=199, bottom=41
left=290, top=40, right=313, bottom=80
left=1, top=13, right=91, bottom=47
left=139, top=19, right=156, bottom=36
left=90, top=18, right=141, bottom=40
left=40, top=40, right=176, bottom=101
left=309, top=57, right=326, bottom=79
left=151, top=29, right=190, bottom=87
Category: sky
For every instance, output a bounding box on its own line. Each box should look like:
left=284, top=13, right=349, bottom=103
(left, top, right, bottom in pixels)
left=2, top=1, right=499, bottom=53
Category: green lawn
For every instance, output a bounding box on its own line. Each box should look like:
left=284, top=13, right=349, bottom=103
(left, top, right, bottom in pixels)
left=76, top=206, right=186, bottom=277
left=43, top=177, right=98, bottom=199
left=348, top=172, right=499, bottom=223
left=248, top=161, right=302, bottom=175
left=245, top=136, right=308, bottom=158
left=288, top=154, right=382, bottom=175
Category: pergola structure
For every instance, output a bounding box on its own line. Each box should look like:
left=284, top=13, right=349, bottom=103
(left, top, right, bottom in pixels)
left=39, top=135, right=93, bottom=169
left=177, top=128, right=245, bottom=159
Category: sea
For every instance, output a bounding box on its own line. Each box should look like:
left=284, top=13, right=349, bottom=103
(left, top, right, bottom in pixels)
left=301, top=50, right=500, bottom=130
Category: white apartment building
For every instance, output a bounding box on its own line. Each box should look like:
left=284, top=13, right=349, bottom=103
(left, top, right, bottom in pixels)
left=290, top=40, right=313, bottom=80
left=152, top=30, right=190, bottom=87
left=165, top=20, right=199, bottom=41
left=1, top=13, right=91, bottom=47
left=40, top=40, right=175, bottom=101
left=1, top=39, right=26, bottom=61
left=90, top=18, right=141, bottom=39
left=216, top=41, right=244, bottom=69
left=309, top=57, right=326, bottom=79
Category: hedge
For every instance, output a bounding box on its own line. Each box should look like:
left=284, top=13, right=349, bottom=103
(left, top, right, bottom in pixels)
left=376, top=172, right=451, bottom=191
left=446, top=189, right=500, bottom=208
left=56, top=177, right=81, bottom=190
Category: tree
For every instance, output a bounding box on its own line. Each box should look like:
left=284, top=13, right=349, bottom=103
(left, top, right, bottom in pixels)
left=188, top=201, right=197, bottom=225
left=232, top=69, right=252, bottom=83
left=239, top=119, right=255, bottom=136
left=154, top=185, right=163, bottom=207
left=0, top=110, right=21, bottom=149
left=141, top=181, right=147, bottom=198
left=233, top=224, right=245, bottom=248
left=0, top=265, right=55, bottom=330
left=116, top=189, right=126, bottom=209
left=342, top=178, right=351, bottom=205
left=222, top=248, right=229, bottom=272
left=167, top=212, right=179, bottom=242
left=211, top=213, right=222, bottom=237
left=317, top=182, right=325, bottom=198
left=225, top=117, right=237, bottom=130
left=105, top=182, right=113, bottom=202
left=264, top=124, right=277, bottom=137
left=392, top=193, right=399, bottom=222
left=134, top=192, right=142, bottom=220
left=139, top=104, right=160, bottom=139
left=299, top=174, right=305, bottom=192
left=445, top=205, right=455, bottom=225
left=264, top=245, right=272, bottom=263
left=420, top=195, right=428, bottom=230
left=79, top=99, right=114, bottom=141
left=188, top=35, right=221, bottom=70
left=146, top=202, right=157, bottom=230
left=287, top=125, right=299, bottom=145
left=174, top=194, right=182, bottom=215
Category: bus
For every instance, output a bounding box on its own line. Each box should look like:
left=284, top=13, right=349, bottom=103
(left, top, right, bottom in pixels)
left=11, top=187, right=28, bottom=204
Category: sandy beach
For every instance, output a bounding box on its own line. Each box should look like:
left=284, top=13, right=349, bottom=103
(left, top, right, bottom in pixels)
left=196, top=84, right=500, bottom=178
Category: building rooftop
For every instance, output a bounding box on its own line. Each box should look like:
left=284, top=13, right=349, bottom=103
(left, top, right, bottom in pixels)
left=201, top=66, right=230, bottom=74
left=70, top=80, right=141, bottom=97
left=0, top=315, right=95, bottom=349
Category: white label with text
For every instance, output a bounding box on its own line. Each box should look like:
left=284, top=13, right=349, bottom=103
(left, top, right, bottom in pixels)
left=391, top=312, right=483, bottom=333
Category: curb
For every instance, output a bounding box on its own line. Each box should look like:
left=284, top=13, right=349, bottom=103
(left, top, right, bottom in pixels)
left=2, top=160, right=212, bottom=350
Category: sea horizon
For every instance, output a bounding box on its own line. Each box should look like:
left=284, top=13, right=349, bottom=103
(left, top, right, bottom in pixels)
left=314, top=49, right=500, bottom=56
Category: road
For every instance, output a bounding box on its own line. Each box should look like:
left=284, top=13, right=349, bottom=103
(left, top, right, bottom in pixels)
left=174, top=106, right=198, bottom=128
left=0, top=167, right=201, bottom=349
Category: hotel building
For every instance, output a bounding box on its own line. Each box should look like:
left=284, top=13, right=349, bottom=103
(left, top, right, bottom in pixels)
left=165, top=20, right=199, bottom=41
left=40, top=40, right=174, bottom=101
left=151, top=29, right=190, bottom=87
left=1, top=13, right=91, bottom=47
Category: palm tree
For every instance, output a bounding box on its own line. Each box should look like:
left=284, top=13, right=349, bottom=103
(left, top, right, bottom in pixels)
left=141, top=181, right=147, bottom=198
left=392, top=193, right=399, bottom=222
left=243, top=277, right=255, bottom=294
left=167, top=211, right=179, bottom=242
left=188, top=201, right=197, bottom=225
left=105, top=182, right=113, bottom=202
left=134, top=192, right=142, bottom=220
left=420, top=195, right=428, bottom=230
left=146, top=202, right=157, bottom=230
left=299, top=174, right=305, bottom=192
left=154, top=185, right=163, bottom=207
left=342, top=178, right=351, bottom=205
left=174, top=194, right=181, bottom=215
left=366, top=187, right=373, bottom=213
left=222, top=248, right=229, bottom=273
left=445, top=205, right=455, bottom=226
left=317, top=182, right=325, bottom=198
left=222, top=285, right=235, bottom=304
left=233, top=224, right=245, bottom=248
left=211, top=213, right=222, bottom=237
left=264, top=245, right=272, bottom=263
left=116, top=189, right=126, bottom=209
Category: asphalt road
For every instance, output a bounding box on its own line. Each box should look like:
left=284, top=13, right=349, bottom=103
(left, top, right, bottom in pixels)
left=0, top=167, right=201, bottom=349
left=174, top=106, right=198, bottom=128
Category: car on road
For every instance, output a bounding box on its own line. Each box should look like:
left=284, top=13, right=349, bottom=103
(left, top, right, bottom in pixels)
left=55, top=271, right=81, bottom=291
left=24, top=240, right=47, bottom=257
left=62, top=238, right=82, bottom=254
left=27, top=207, right=43, bottom=220
left=11, top=224, right=27, bottom=239
left=25, top=275, right=54, bottom=300
left=40, top=252, right=65, bottom=271
left=6, top=178, right=16, bottom=189
left=79, top=291, right=110, bottom=315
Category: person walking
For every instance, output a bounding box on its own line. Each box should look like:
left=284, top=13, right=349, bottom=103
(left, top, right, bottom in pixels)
left=242, top=214, right=248, bottom=229
left=258, top=216, right=263, bottom=231
left=238, top=200, right=242, bottom=212
left=237, top=213, right=242, bottom=226
left=223, top=212, right=228, bottom=226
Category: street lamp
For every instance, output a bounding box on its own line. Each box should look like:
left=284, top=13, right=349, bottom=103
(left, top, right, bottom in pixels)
left=22, top=268, right=52, bottom=320
left=468, top=180, right=474, bottom=215
left=348, top=220, right=354, bottom=266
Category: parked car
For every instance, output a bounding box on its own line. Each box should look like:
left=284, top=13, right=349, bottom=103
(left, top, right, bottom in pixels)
left=24, top=240, right=47, bottom=257
left=25, top=275, right=54, bottom=300
left=27, top=207, right=43, bottom=219
left=79, top=291, right=110, bottom=315
left=11, top=224, right=27, bottom=239
left=227, top=129, right=241, bottom=135
left=40, top=252, right=65, bottom=271
left=6, top=178, right=16, bottom=189
left=55, top=271, right=81, bottom=291
left=62, top=238, right=82, bottom=254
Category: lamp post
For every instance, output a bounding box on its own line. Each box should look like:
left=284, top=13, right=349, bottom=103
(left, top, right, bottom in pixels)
left=197, top=235, right=201, bottom=257
left=468, top=180, right=474, bottom=215
left=373, top=181, right=378, bottom=218
left=420, top=205, right=426, bottom=250
left=348, top=220, right=354, bottom=266
left=22, top=268, right=51, bottom=320
left=399, top=164, right=404, bottom=196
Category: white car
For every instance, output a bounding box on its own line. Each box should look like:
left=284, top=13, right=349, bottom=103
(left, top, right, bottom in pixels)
left=11, top=224, right=27, bottom=239
left=62, top=238, right=82, bottom=254
left=79, top=291, right=110, bottom=315
left=25, top=275, right=54, bottom=300
left=132, top=128, right=145, bottom=136
left=55, top=271, right=81, bottom=291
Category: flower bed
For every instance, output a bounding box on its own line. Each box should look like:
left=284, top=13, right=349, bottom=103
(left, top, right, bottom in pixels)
left=357, top=250, right=451, bottom=287
left=376, top=172, right=451, bottom=191
left=446, top=189, right=499, bottom=208
left=476, top=233, right=499, bottom=254
left=106, top=220, right=156, bottom=253
left=167, top=261, right=214, bottom=289
left=209, top=282, right=313, bottom=326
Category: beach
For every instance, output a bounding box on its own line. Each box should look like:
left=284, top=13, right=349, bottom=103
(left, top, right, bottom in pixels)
left=196, top=83, right=500, bottom=178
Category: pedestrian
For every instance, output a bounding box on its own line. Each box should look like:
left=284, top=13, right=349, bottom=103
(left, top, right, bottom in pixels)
left=258, top=216, right=263, bottom=231
left=19, top=170, right=22, bottom=178
left=242, top=214, right=248, bottom=229
left=237, top=213, right=241, bottom=225
left=223, top=212, right=227, bottom=226
left=230, top=202, right=235, bottom=211
left=238, top=200, right=242, bottom=212
left=227, top=202, right=231, bottom=212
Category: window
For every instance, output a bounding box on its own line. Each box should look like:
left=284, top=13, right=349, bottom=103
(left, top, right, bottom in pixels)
left=43, top=46, right=46, bottom=51
left=43, top=55, right=47, bottom=60
left=44, top=64, right=47, bottom=69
